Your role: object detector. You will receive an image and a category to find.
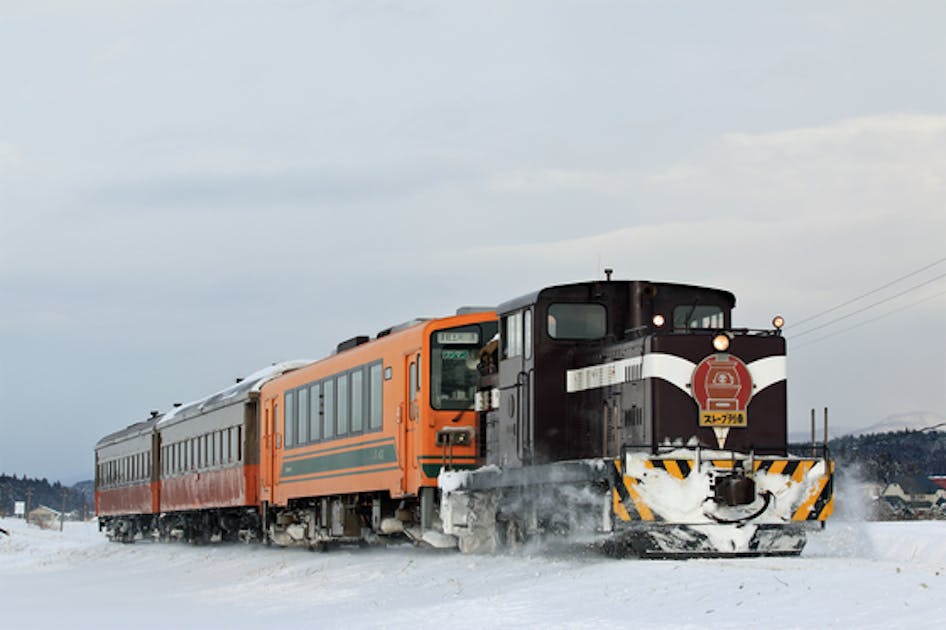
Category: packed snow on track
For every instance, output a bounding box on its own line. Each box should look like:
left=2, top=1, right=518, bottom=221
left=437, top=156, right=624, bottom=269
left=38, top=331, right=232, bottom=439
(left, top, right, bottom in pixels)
left=1, top=517, right=943, bottom=629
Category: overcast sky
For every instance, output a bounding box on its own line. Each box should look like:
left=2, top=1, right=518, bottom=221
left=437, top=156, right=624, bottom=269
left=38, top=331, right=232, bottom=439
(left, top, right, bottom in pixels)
left=2, top=1, right=944, bottom=482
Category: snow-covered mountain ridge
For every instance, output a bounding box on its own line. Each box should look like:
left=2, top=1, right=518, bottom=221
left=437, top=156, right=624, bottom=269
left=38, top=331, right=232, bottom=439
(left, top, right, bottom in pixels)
left=846, top=412, right=946, bottom=437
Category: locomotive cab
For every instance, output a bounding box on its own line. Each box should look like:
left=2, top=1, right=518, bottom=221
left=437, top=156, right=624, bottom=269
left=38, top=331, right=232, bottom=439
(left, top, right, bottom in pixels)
left=487, top=279, right=771, bottom=468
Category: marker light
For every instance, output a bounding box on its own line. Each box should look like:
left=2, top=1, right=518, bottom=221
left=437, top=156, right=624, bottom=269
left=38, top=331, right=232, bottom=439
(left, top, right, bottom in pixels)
left=712, top=333, right=731, bottom=352
left=652, top=314, right=666, bottom=328
left=772, top=315, right=785, bottom=330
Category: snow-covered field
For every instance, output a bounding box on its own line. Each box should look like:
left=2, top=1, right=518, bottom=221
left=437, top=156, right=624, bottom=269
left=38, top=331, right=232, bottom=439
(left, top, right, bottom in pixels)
left=2, top=517, right=944, bottom=629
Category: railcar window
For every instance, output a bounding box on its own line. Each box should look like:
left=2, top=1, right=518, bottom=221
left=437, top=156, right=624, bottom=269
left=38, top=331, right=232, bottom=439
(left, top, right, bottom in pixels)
left=431, top=322, right=498, bottom=411
left=351, top=368, right=364, bottom=433
left=324, top=378, right=336, bottom=439
left=672, top=304, right=725, bottom=329
left=309, top=382, right=322, bottom=441
left=338, top=373, right=350, bottom=435
left=285, top=391, right=296, bottom=448
left=369, top=362, right=383, bottom=429
left=298, top=387, right=309, bottom=445
left=547, top=303, right=606, bottom=340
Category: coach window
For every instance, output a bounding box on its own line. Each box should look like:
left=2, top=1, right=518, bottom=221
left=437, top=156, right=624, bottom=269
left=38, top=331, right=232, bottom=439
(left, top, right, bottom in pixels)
left=298, top=387, right=309, bottom=445
left=285, top=390, right=296, bottom=448
left=369, top=362, right=383, bottom=430
left=503, top=312, right=523, bottom=358
left=324, top=377, right=336, bottom=439
left=351, top=367, right=364, bottom=433
left=309, top=382, right=322, bottom=441
left=338, top=372, right=350, bottom=435
left=547, top=303, right=606, bottom=340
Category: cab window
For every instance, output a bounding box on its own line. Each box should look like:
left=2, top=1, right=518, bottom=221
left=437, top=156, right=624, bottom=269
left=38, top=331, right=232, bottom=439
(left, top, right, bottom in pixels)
left=547, top=303, right=606, bottom=340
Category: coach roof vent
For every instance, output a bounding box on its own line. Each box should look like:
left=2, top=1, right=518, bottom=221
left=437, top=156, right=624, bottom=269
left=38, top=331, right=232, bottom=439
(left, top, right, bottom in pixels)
left=336, top=335, right=370, bottom=353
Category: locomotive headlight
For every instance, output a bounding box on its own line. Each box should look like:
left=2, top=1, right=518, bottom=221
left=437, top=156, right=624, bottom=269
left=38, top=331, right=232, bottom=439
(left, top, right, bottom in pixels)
left=772, top=315, right=785, bottom=330
left=652, top=314, right=666, bottom=328
left=712, top=333, right=731, bottom=352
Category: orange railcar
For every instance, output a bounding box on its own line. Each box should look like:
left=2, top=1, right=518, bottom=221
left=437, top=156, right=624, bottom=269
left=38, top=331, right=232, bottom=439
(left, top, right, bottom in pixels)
left=260, top=310, right=497, bottom=547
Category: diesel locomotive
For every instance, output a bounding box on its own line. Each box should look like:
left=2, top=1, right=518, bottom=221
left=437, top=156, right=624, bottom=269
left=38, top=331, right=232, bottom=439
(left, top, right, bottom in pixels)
left=95, top=276, right=833, bottom=557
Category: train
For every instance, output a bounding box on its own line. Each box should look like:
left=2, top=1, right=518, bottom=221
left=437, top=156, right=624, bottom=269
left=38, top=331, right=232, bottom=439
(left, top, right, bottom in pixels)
left=95, top=276, right=834, bottom=557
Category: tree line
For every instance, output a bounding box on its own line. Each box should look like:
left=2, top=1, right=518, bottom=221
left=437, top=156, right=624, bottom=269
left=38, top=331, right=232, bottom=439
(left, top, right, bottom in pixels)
left=0, top=474, right=93, bottom=518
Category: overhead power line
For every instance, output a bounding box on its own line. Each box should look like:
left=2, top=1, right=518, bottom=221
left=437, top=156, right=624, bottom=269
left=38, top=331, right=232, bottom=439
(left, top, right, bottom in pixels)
left=790, top=271, right=946, bottom=339
left=790, top=255, right=946, bottom=328
left=792, top=286, right=946, bottom=350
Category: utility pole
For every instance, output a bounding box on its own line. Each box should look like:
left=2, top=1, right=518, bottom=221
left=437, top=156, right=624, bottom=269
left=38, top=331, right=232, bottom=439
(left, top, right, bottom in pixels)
left=25, top=487, right=33, bottom=524
left=0, top=481, right=8, bottom=517
left=60, top=488, right=68, bottom=532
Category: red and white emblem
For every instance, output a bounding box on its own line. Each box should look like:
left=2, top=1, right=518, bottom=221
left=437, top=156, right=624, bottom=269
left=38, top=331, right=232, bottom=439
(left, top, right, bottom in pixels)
left=691, top=354, right=753, bottom=447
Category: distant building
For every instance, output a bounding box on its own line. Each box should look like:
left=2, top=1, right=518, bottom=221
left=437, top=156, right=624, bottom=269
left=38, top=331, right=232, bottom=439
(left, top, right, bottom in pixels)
left=28, top=505, right=61, bottom=529
left=875, top=476, right=946, bottom=519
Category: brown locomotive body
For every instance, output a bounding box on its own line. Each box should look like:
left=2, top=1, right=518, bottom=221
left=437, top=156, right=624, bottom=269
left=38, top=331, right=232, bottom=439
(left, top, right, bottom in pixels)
left=441, top=279, right=833, bottom=556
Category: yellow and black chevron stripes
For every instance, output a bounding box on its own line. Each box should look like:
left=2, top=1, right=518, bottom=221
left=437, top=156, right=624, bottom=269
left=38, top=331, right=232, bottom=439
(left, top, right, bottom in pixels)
left=791, top=460, right=835, bottom=521
left=610, top=457, right=835, bottom=523
left=610, top=460, right=656, bottom=522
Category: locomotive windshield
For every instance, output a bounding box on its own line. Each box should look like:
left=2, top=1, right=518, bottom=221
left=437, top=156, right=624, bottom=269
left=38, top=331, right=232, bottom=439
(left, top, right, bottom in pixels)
left=673, top=304, right=725, bottom=329
left=430, top=321, right=499, bottom=410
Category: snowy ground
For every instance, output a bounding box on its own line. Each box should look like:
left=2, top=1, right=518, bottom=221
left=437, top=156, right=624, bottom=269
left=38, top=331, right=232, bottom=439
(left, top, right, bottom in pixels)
left=1, top=517, right=944, bottom=629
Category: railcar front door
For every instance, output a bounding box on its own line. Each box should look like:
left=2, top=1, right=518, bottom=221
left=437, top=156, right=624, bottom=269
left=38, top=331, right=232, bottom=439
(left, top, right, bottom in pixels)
left=401, top=349, right=422, bottom=494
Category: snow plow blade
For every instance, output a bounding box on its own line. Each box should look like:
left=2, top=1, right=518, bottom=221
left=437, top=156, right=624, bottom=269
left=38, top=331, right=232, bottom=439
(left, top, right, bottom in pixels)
left=440, top=449, right=834, bottom=557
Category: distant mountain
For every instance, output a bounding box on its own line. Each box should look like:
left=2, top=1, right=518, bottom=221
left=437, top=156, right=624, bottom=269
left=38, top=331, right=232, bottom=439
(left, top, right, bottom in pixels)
left=846, top=412, right=946, bottom=437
